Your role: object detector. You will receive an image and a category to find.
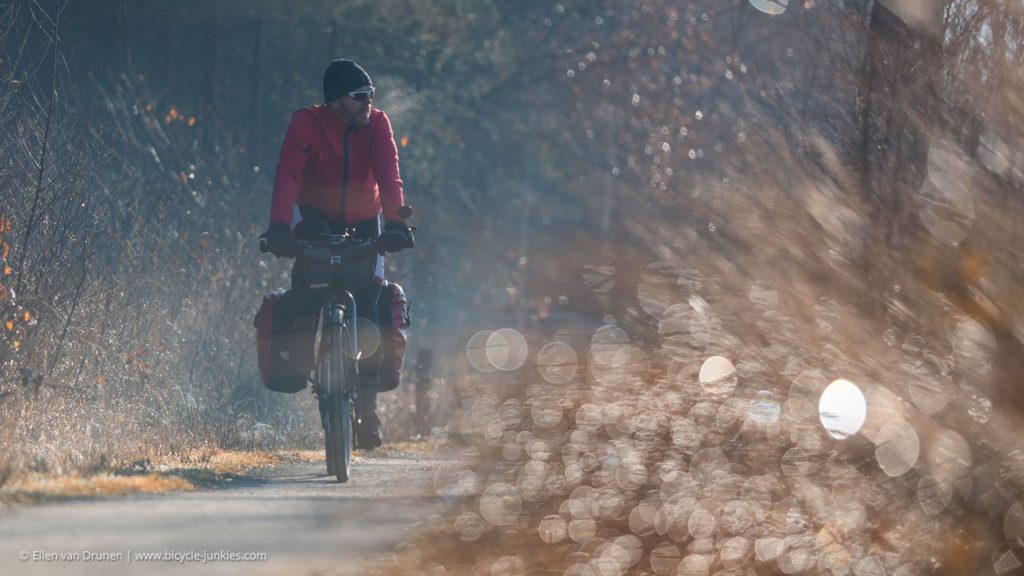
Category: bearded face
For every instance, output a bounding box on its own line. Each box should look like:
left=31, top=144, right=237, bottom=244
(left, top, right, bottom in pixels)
left=350, top=104, right=371, bottom=126
left=329, top=84, right=373, bottom=126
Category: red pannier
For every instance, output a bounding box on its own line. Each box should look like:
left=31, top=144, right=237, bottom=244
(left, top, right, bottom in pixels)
left=372, top=280, right=410, bottom=392
left=254, top=289, right=318, bottom=393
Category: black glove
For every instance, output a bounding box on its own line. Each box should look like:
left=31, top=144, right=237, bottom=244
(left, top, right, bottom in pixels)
left=378, top=221, right=415, bottom=253
left=259, top=222, right=297, bottom=258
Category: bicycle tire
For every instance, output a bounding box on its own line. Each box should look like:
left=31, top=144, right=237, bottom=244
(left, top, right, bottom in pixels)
left=318, top=331, right=337, bottom=478
left=331, top=304, right=358, bottom=483
left=325, top=413, right=338, bottom=477
left=335, top=396, right=353, bottom=483
left=327, top=401, right=349, bottom=483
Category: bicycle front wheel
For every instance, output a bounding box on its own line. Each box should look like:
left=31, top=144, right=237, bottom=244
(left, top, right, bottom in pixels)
left=328, top=305, right=358, bottom=483
left=328, top=395, right=353, bottom=483
left=325, top=404, right=349, bottom=482
left=320, top=349, right=338, bottom=478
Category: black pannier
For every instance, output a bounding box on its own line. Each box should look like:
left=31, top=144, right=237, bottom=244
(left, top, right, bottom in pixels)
left=367, top=280, right=410, bottom=392
left=254, top=289, right=318, bottom=393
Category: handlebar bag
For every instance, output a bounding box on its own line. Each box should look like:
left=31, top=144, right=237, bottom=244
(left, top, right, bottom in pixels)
left=254, top=289, right=318, bottom=393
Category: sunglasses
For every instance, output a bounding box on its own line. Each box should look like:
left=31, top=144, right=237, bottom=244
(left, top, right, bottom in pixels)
left=347, top=87, right=375, bottom=102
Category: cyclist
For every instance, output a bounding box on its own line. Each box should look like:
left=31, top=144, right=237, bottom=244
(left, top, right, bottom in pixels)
left=261, top=59, right=414, bottom=449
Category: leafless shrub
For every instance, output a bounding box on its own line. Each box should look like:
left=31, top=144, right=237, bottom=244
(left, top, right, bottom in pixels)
left=0, top=1, right=391, bottom=481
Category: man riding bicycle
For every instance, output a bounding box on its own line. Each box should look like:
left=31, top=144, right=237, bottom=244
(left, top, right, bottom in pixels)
left=261, top=59, right=414, bottom=449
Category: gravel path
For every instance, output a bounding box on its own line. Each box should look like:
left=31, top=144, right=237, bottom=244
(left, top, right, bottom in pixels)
left=0, top=453, right=450, bottom=576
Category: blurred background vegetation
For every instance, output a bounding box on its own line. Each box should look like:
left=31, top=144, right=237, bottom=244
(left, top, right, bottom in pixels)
left=4, top=0, right=1024, bottom=571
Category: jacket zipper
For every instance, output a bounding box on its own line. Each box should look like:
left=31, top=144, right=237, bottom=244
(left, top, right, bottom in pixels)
left=340, top=124, right=353, bottom=228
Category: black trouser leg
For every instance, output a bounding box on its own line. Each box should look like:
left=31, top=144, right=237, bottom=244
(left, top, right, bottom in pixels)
left=350, top=266, right=383, bottom=448
left=350, top=281, right=382, bottom=374
left=357, top=388, right=380, bottom=428
left=355, top=387, right=381, bottom=449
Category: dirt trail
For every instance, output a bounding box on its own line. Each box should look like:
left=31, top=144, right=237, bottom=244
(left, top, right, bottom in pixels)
left=0, top=453, right=450, bottom=576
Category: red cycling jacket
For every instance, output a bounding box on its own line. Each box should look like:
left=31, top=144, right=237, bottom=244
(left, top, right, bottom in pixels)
left=269, top=105, right=405, bottom=226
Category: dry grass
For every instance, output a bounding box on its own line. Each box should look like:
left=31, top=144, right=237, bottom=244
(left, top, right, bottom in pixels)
left=1, top=473, right=197, bottom=505
left=358, top=439, right=443, bottom=459
left=0, top=442, right=442, bottom=507
left=177, top=450, right=281, bottom=475
left=274, top=449, right=327, bottom=463
left=0, top=448, right=325, bottom=506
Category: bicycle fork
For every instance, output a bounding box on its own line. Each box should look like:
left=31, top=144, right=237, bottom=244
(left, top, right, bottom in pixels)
left=319, top=296, right=359, bottom=427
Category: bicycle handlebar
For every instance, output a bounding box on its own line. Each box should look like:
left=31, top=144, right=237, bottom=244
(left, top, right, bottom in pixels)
left=260, top=205, right=414, bottom=257
left=259, top=234, right=382, bottom=259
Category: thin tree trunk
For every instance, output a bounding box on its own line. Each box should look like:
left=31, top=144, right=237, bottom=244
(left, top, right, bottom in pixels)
left=45, top=240, right=89, bottom=383
left=862, top=2, right=942, bottom=249
left=14, top=0, right=61, bottom=296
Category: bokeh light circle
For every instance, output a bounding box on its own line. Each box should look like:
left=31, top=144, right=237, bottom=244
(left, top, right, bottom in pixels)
left=538, top=514, right=567, bottom=544
left=699, top=356, right=738, bottom=397
left=1004, top=502, right=1024, bottom=544
left=583, top=263, right=616, bottom=292
left=748, top=390, right=781, bottom=424
left=352, top=317, right=380, bottom=359
left=649, top=543, right=680, bottom=575
left=678, top=554, right=710, bottom=576
left=537, top=341, right=578, bottom=384
left=568, top=518, right=596, bottom=543
left=875, top=419, right=920, bottom=477
left=455, top=512, right=487, bottom=541
left=466, top=330, right=496, bottom=372
left=818, top=379, right=866, bottom=439
left=749, top=0, right=788, bottom=15
left=487, top=328, right=528, bottom=371
left=479, top=482, right=522, bottom=526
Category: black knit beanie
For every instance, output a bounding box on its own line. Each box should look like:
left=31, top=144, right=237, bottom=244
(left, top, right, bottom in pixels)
left=323, top=59, right=372, bottom=103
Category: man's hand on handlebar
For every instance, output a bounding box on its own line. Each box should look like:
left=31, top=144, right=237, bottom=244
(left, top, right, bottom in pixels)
left=259, top=222, right=300, bottom=258
left=260, top=217, right=415, bottom=258
left=379, top=221, right=415, bottom=253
